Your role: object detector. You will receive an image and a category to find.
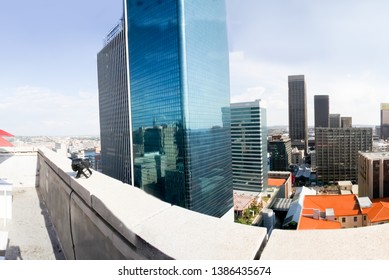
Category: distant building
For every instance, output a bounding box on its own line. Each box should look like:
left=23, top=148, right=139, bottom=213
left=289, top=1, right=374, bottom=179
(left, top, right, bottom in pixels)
left=316, top=128, right=373, bottom=184
left=329, top=114, right=341, bottom=128
left=268, top=171, right=293, bottom=199
left=231, top=100, right=268, bottom=192
left=358, top=151, right=389, bottom=199
left=268, top=135, right=292, bottom=171
left=310, top=150, right=317, bottom=171
left=381, top=103, right=389, bottom=140
left=291, top=147, right=304, bottom=165
left=288, top=75, right=308, bottom=152
left=314, top=95, right=329, bottom=128
left=341, top=117, right=352, bottom=128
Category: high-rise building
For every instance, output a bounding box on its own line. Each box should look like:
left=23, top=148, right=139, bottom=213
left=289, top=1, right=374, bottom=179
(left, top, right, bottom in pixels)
left=341, top=117, right=352, bottom=128
left=97, top=20, right=132, bottom=184
left=315, top=128, right=373, bottom=184
left=314, top=95, right=329, bottom=128
left=358, top=151, right=389, bottom=199
left=268, top=135, right=292, bottom=171
left=380, top=103, right=389, bottom=140
left=230, top=100, right=268, bottom=192
left=97, top=0, right=232, bottom=218
left=288, top=75, right=308, bottom=152
left=330, top=114, right=341, bottom=128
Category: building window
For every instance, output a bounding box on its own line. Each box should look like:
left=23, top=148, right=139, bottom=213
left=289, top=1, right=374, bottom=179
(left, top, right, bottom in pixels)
left=364, top=215, right=366, bottom=221
left=342, top=217, right=346, bottom=223
left=354, top=217, right=357, bottom=222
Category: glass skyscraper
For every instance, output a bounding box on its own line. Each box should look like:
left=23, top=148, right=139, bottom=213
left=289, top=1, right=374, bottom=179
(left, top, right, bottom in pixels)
left=98, top=0, right=232, bottom=218
left=230, top=100, right=268, bottom=192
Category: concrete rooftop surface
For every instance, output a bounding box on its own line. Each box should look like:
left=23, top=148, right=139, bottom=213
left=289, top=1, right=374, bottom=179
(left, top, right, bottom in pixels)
left=0, top=187, right=64, bottom=260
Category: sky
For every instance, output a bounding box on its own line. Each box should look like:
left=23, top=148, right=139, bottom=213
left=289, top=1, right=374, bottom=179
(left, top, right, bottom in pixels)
left=1, top=0, right=389, bottom=136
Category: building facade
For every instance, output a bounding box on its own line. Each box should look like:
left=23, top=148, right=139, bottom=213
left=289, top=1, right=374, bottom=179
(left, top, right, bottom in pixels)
left=358, top=151, right=389, bottom=199
left=330, top=114, right=341, bottom=128
left=231, top=100, right=268, bottom=192
left=97, top=0, right=233, bottom=218
left=268, top=135, right=292, bottom=171
left=314, top=95, right=329, bottom=128
left=288, top=75, right=308, bottom=153
left=341, top=117, right=352, bottom=128
left=315, top=128, right=373, bottom=184
left=97, top=20, right=133, bottom=185
left=381, top=103, right=389, bottom=140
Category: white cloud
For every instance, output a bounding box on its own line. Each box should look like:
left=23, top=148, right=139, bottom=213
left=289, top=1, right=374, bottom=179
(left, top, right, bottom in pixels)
left=0, top=86, right=99, bottom=136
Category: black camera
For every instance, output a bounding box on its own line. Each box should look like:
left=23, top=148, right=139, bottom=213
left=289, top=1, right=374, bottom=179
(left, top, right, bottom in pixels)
left=71, top=158, right=93, bottom=179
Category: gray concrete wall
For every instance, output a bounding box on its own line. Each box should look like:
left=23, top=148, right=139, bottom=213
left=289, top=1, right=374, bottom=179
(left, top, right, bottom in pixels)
left=36, top=147, right=267, bottom=260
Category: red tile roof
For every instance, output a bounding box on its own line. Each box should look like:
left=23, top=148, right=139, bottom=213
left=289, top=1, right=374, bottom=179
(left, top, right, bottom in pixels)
left=362, top=197, right=389, bottom=223
left=302, top=194, right=361, bottom=217
left=298, top=216, right=341, bottom=230
left=268, top=178, right=286, bottom=187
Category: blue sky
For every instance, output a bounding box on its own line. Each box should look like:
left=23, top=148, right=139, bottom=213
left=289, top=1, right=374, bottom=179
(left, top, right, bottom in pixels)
left=1, top=0, right=388, bottom=136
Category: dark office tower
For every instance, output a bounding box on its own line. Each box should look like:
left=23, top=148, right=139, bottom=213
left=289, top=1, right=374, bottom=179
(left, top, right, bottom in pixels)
left=98, top=0, right=233, bottom=218
left=381, top=103, right=389, bottom=140
left=330, top=114, right=341, bottom=128
left=314, top=95, right=329, bottom=128
left=231, top=100, right=268, bottom=192
left=288, top=75, right=308, bottom=152
left=341, top=117, right=352, bottom=128
left=316, top=128, right=373, bottom=184
left=97, top=20, right=132, bottom=185
left=268, top=135, right=292, bottom=171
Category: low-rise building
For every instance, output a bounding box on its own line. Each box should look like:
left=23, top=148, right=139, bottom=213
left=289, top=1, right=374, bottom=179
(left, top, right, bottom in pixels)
left=298, top=194, right=363, bottom=230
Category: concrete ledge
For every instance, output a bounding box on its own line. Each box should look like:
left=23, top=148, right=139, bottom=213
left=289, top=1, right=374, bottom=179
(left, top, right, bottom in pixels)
left=135, top=206, right=267, bottom=260
left=37, top=147, right=268, bottom=259
left=261, top=226, right=389, bottom=260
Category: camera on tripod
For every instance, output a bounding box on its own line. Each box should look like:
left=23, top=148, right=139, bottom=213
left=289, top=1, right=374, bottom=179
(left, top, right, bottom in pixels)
left=71, top=158, right=93, bottom=179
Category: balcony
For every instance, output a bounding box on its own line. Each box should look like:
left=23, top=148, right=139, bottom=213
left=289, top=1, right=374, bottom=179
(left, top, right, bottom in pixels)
left=2, top=146, right=389, bottom=260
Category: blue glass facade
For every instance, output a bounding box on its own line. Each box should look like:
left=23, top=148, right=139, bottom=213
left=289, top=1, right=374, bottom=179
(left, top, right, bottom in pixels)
left=125, top=0, right=232, bottom=217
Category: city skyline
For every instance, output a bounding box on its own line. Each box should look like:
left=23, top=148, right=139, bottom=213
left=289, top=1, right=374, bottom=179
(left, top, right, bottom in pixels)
left=2, top=0, right=389, bottom=136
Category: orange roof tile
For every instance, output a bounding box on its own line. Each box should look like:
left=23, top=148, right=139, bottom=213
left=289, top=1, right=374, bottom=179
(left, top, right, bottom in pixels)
left=298, top=216, right=341, bottom=230
left=268, top=178, right=285, bottom=187
left=362, top=197, right=389, bottom=223
left=302, top=194, right=361, bottom=216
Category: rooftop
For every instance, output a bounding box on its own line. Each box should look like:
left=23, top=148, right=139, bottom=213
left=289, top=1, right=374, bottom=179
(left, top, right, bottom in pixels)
left=1, top=147, right=267, bottom=260
left=268, top=178, right=286, bottom=187
left=297, top=216, right=341, bottom=230
left=302, top=194, right=361, bottom=217
left=362, top=198, right=389, bottom=223
left=3, top=147, right=389, bottom=260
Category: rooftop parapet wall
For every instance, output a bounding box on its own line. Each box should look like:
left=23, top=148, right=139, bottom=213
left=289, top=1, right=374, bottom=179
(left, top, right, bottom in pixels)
left=261, top=226, right=389, bottom=260
left=36, top=147, right=267, bottom=260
